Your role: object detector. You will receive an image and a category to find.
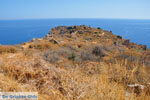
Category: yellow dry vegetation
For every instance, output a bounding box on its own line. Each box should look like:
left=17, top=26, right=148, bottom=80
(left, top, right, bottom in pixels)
left=0, top=51, right=149, bottom=100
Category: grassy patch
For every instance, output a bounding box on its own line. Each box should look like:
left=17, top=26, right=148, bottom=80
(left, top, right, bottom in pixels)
left=0, top=46, right=17, bottom=54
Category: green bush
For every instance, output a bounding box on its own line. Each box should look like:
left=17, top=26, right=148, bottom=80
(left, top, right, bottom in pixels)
left=68, top=53, right=76, bottom=61
left=94, top=32, right=98, bottom=35
left=97, top=27, right=101, bottom=29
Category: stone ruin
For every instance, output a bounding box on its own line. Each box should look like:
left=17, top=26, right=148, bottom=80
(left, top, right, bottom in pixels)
left=117, top=35, right=123, bottom=39
left=49, top=25, right=90, bottom=35
left=139, top=45, right=147, bottom=51
left=122, top=39, right=130, bottom=47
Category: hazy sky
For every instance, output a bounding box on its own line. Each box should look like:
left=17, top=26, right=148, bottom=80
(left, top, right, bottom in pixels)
left=0, top=0, right=150, bottom=20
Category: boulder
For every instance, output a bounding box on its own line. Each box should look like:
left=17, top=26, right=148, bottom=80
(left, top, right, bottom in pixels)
left=114, top=42, right=118, bottom=45
left=122, top=39, right=130, bottom=47
left=85, top=38, right=92, bottom=41
left=84, top=30, right=91, bottom=33
left=60, top=31, right=66, bottom=34
left=140, top=45, right=147, bottom=51
left=67, top=26, right=73, bottom=30
left=49, top=39, right=59, bottom=44
left=73, top=26, right=77, bottom=29
left=80, top=25, right=86, bottom=29
left=117, top=36, right=123, bottom=39
left=78, top=30, right=83, bottom=34
left=69, top=30, right=75, bottom=34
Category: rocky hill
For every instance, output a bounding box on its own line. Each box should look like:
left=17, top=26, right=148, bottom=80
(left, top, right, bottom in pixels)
left=0, top=25, right=150, bottom=100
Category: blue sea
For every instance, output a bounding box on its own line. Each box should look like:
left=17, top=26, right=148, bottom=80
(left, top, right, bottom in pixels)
left=0, top=19, right=150, bottom=47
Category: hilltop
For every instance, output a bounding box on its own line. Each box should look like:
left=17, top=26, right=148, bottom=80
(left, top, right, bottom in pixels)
left=0, top=25, right=150, bottom=100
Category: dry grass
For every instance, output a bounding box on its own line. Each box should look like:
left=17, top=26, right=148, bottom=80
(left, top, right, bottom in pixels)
left=0, top=46, right=17, bottom=54
left=28, top=42, right=51, bottom=51
left=0, top=51, right=150, bottom=100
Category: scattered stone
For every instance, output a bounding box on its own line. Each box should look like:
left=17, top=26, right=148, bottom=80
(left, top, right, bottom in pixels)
left=114, top=42, right=118, bottom=45
left=31, top=38, right=36, bottom=42
left=117, top=36, right=123, bottom=39
left=78, top=30, right=83, bottom=34
left=98, top=32, right=105, bottom=37
left=128, top=84, right=145, bottom=89
left=67, top=26, right=73, bottom=30
left=29, top=45, right=33, bottom=48
left=49, top=39, right=59, bottom=44
left=73, top=26, right=77, bottom=29
left=84, top=30, right=91, bottom=33
left=78, top=45, right=82, bottom=48
left=56, top=26, right=66, bottom=30
left=69, top=29, right=75, bottom=34
left=92, top=42, right=97, bottom=44
left=122, top=39, right=130, bottom=47
left=128, top=84, right=145, bottom=95
left=30, top=38, right=42, bottom=43
left=85, top=38, right=92, bottom=41
left=60, top=40, right=64, bottom=43
left=22, top=43, right=26, bottom=45
left=80, top=25, right=86, bottom=29
left=130, top=45, right=136, bottom=48
left=58, top=87, right=67, bottom=96
left=60, top=30, right=66, bottom=34
left=8, top=54, right=16, bottom=59
left=140, top=45, right=147, bottom=51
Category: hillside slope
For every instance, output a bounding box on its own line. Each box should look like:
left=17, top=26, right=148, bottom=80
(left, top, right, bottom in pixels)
left=0, top=25, right=150, bottom=100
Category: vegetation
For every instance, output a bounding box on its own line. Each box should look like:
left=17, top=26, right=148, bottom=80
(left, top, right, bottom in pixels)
left=92, top=46, right=105, bottom=57
left=42, top=50, right=60, bottom=64
left=0, top=46, right=17, bottom=54
left=28, top=43, right=51, bottom=50
left=97, top=27, right=101, bottom=29
left=68, top=53, right=76, bottom=61
left=94, top=31, right=99, bottom=35
left=0, top=26, right=150, bottom=100
left=0, top=53, right=150, bottom=100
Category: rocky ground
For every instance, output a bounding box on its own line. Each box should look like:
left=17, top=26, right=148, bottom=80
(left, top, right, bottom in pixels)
left=0, top=25, right=150, bottom=100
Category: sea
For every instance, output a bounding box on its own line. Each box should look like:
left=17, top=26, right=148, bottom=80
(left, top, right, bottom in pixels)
left=0, top=19, right=150, bottom=47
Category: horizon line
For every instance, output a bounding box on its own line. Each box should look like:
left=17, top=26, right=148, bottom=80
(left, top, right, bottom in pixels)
left=0, top=17, right=150, bottom=21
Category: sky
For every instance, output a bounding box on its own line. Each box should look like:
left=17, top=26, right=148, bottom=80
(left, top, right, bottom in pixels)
left=0, top=0, right=150, bottom=20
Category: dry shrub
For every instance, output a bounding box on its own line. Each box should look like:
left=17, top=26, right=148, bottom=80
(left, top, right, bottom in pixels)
left=0, top=55, right=64, bottom=94
left=117, top=53, right=139, bottom=62
left=84, top=75, right=126, bottom=100
left=101, top=61, right=150, bottom=98
left=80, top=51, right=101, bottom=62
left=0, top=54, right=93, bottom=99
left=23, top=49, right=34, bottom=57
left=79, top=61, right=101, bottom=75
left=0, top=46, right=17, bottom=54
left=140, top=52, right=150, bottom=66
left=42, top=45, right=80, bottom=64
left=78, top=45, right=106, bottom=62
left=42, top=45, right=107, bottom=64
left=92, top=46, right=105, bottom=57
left=0, top=51, right=150, bottom=100
left=42, top=50, right=60, bottom=64
left=0, top=73, right=29, bottom=92
left=28, top=43, right=51, bottom=50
